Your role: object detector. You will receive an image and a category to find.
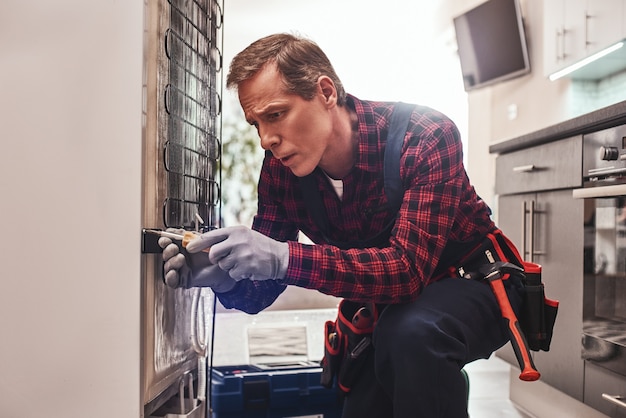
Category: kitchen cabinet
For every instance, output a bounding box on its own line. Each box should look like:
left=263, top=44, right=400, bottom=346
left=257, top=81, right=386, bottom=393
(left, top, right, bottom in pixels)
left=543, top=0, right=625, bottom=77
left=494, top=136, right=585, bottom=401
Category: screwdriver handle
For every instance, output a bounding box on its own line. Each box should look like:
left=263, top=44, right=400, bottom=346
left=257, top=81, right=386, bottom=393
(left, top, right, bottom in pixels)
left=488, top=275, right=540, bottom=382
left=181, top=231, right=211, bottom=254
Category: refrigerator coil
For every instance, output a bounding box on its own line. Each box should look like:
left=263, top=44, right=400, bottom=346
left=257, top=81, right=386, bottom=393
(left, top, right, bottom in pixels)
left=163, top=0, right=222, bottom=232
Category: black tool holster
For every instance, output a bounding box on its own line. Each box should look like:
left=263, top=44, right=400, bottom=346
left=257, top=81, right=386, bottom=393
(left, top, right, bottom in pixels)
left=320, top=300, right=378, bottom=393
left=450, top=229, right=559, bottom=353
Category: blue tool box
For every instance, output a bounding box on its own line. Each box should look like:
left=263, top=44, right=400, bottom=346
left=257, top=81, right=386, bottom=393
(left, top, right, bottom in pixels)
left=209, top=361, right=342, bottom=418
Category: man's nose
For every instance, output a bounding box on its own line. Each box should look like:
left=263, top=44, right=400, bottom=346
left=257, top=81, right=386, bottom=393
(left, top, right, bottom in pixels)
left=259, top=128, right=279, bottom=150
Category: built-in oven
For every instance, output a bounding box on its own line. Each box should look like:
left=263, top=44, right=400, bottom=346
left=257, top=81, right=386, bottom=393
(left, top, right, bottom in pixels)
left=573, top=124, right=626, bottom=413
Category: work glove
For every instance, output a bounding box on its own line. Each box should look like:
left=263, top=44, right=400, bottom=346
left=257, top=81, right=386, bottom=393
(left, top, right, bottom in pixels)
left=158, top=228, right=237, bottom=292
left=186, top=225, right=289, bottom=281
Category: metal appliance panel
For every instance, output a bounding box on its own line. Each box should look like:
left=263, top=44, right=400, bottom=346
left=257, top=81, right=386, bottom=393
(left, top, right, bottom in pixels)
left=580, top=124, right=626, bottom=378
left=582, top=124, right=626, bottom=181
left=142, top=0, right=222, bottom=411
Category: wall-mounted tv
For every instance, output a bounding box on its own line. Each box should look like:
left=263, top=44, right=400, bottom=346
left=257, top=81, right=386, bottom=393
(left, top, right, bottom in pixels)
left=453, top=0, right=530, bottom=91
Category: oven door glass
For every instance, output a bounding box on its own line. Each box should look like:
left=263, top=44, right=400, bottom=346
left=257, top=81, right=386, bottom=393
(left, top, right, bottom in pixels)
left=583, top=196, right=626, bottom=374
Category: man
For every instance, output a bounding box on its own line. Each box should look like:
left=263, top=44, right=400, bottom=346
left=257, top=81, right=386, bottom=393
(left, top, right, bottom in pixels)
left=160, top=33, right=525, bottom=418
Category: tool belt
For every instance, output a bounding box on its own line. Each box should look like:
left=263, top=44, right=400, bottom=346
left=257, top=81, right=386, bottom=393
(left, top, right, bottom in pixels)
left=320, top=229, right=559, bottom=390
left=320, top=300, right=378, bottom=392
left=450, top=229, right=559, bottom=353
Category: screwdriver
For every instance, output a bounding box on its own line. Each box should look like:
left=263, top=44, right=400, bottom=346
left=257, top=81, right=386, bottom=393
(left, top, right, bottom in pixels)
left=145, top=229, right=211, bottom=253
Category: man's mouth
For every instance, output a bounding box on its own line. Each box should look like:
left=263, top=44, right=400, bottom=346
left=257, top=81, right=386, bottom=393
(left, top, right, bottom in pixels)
left=278, top=153, right=294, bottom=166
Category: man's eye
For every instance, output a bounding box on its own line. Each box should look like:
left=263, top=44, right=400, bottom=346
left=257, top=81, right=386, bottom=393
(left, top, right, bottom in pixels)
left=267, top=112, right=282, bottom=121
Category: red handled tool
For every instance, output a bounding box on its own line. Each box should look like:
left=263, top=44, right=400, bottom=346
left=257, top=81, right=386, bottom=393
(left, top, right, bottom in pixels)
left=352, top=307, right=374, bottom=329
left=482, top=262, right=540, bottom=382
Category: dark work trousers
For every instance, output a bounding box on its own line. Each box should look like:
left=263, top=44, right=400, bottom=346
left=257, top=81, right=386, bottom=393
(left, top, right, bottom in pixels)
left=340, top=274, right=525, bottom=418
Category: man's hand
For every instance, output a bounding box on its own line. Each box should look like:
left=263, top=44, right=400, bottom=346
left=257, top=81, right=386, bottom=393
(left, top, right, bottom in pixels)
left=158, top=229, right=237, bottom=292
left=186, top=226, right=289, bottom=281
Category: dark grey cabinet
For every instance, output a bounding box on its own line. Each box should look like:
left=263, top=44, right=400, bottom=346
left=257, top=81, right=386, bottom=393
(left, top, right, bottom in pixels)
left=497, top=190, right=585, bottom=400
left=494, top=135, right=585, bottom=401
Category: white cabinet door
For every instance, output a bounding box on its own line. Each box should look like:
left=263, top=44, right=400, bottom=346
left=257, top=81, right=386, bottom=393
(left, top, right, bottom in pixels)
left=544, top=0, right=585, bottom=76
left=585, top=0, right=624, bottom=56
left=563, top=0, right=587, bottom=66
left=543, top=0, right=625, bottom=77
left=543, top=0, right=567, bottom=77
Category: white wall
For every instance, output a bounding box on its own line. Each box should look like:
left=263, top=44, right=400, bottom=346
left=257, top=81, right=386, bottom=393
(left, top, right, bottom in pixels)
left=464, top=0, right=574, bottom=211
left=0, top=1, right=143, bottom=417
left=221, top=0, right=586, bottom=218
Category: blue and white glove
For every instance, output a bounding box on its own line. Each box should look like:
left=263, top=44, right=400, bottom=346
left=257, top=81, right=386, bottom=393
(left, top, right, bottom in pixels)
left=158, top=228, right=237, bottom=292
left=186, top=226, right=289, bottom=281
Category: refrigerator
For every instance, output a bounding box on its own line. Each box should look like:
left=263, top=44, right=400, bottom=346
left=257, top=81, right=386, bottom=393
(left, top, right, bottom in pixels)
left=141, top=0, right=224, bottom=416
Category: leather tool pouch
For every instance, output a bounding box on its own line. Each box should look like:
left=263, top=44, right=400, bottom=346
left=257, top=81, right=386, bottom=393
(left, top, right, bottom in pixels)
left=452, top=230, right=559, bottom=352
left=320, top=300, right=377, bottom=393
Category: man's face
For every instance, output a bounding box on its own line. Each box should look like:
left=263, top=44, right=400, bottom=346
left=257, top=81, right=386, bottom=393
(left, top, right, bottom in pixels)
left=237, top=63, right=335, bottom=177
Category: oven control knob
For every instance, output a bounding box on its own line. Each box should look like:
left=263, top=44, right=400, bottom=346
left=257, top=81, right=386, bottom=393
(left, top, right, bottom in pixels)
left=599, top=146, right=619, bottom=161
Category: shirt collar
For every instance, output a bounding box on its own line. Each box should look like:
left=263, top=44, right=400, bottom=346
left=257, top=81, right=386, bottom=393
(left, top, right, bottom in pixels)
left=346, top=94, right=383, bottom=174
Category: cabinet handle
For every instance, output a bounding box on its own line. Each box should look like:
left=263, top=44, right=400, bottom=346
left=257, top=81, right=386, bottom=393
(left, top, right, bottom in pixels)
left=522, top=200, right=545, bottom=261
left=602, top=393, right=626, bottom=410
left=556, top=29, right=562, bottom=61
left=561, top=26, right=567, bottom=59
left=585, top=11, right=592, bottom=47
left=513, top=164, right=536, bottom=173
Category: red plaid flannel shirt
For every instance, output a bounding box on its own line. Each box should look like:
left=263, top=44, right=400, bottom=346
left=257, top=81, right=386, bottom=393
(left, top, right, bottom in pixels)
left=217, top=95, right=496, bottom=313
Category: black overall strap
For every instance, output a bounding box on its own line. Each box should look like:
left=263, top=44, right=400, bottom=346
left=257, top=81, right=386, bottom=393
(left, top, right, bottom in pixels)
left=298, top=102, right=415, bottom=247
left=299, top=171, right=330, bottom=234
left=384, top=102, right=414, bottom=212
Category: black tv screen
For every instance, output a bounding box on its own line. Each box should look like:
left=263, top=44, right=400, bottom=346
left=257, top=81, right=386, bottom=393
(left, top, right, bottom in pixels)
left=453, top=0, right=530, bottom=91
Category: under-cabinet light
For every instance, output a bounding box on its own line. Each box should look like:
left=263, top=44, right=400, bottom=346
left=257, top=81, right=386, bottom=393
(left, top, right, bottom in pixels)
left=549, top=41, right=625, bottom=81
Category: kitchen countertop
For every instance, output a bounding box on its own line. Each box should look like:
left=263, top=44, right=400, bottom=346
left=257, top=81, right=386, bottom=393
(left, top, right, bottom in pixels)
left=489, top=100, right=626, bottom=155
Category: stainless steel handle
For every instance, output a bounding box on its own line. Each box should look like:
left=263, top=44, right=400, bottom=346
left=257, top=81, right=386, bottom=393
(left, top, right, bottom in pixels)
left=556, top=28, right=563, bottom=61
left=602, top=393, right=626, bottom=410
left=522, top=199, right=545, bottom=261
left=513, top=164, right=536, bottom=173
left=561, top=26, right=567, bottom=59
left=584, top=11, right=595, bottom=47
left=585, top=11, right=590, bottom=46
left=573, top=184, right=626, bottom=199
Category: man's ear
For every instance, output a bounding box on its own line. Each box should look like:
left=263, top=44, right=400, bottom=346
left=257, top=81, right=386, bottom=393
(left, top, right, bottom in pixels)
left=318, top=76, right=337, bottom=108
